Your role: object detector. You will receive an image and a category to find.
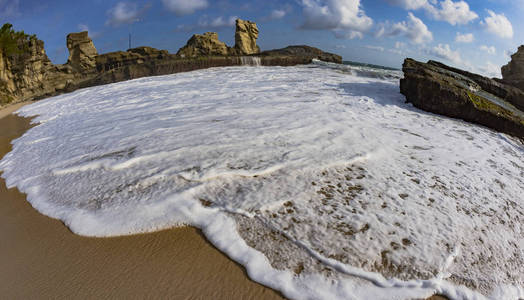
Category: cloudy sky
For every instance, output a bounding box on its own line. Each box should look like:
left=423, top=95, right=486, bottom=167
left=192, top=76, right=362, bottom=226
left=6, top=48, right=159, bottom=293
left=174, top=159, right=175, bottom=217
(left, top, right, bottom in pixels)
left=1, top=0, right=523, bottom=77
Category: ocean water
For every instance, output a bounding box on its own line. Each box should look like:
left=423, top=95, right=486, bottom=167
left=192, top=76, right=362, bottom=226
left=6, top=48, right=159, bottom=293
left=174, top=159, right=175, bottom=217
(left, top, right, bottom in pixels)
left=1, top=61, right=523, bottom=300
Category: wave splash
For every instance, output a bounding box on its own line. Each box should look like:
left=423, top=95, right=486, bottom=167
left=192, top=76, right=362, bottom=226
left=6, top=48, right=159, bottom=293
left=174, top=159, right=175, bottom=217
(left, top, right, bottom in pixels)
left=1, top=64, right=523, bottom=300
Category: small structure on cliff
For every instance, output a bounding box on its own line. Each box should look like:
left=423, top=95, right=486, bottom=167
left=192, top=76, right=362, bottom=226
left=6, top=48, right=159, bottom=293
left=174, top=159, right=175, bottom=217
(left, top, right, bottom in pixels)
left=502, top=46, right=524, bottom=92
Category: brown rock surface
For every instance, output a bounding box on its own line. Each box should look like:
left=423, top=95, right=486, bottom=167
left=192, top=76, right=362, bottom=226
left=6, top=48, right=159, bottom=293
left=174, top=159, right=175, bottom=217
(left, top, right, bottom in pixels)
left=66, top=31, right=98, bottom=71
left=261, top=45, right=342, bottom=64
left=502, top=45, right=524, bottom=92
left=400, top=58, right=524, bottom=138
left=1, top=22, right=342, bottom=106
left=176, top=32, right=229, bottom=58
left=234, top=19, right=260, bottom=55
left=0, top=33, right=75, bottom=105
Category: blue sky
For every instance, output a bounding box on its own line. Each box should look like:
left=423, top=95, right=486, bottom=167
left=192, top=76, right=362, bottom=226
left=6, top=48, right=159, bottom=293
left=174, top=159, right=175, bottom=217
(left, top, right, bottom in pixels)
left=1, top=0, right=523, bottom=76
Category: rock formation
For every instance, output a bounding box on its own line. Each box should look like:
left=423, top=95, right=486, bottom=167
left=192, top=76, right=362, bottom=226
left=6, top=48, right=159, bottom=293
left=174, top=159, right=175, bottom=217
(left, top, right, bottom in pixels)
left=176, top=32, right=229, bottom=58
left=401, top=58, right=524, bottom=138
left=502, top=46, right=524, bottom=92
left=0, top=29, right=75, bottom=105
left=66, top=31, right=98, bottom=71
left=234, top=19, right=260, bottom=55
left=0, top=21, right=342, bottom=106
left=260, top=45, right=342, bottom=64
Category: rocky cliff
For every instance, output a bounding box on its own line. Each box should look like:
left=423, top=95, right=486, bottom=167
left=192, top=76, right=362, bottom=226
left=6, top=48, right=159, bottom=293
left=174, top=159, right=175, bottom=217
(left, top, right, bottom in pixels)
left=401, top=58, right=524, bottom=138
left=176, top=32, right=229, bottom=57
left=502, top=46, right=524, bottom=92
left=234, top=19, right=260, bottom=55
left=66, top=31, right=98, bottom=71
left=0, top=20, right=342, bottom=106
left=0, top=26, right=76, bottom=105
left=260, top=45, right=342, bottom=64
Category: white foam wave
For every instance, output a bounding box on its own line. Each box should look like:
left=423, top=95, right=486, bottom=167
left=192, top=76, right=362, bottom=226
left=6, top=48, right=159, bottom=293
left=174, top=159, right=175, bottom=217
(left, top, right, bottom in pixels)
left=1, top=65, right=522, bottom=300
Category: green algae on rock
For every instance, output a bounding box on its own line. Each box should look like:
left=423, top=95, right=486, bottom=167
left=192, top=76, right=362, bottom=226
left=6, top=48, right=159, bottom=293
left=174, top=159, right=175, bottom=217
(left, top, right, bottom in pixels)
left=400, top=58, right=524, bottom=138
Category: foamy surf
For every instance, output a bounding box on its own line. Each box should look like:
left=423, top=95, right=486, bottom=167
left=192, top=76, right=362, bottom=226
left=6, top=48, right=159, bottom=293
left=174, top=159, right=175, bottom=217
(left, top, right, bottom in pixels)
left=1, top=64, right=522, bottom=300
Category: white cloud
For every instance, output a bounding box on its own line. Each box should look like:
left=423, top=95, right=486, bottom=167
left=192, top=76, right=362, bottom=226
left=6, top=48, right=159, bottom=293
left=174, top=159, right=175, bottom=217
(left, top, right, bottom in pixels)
left=504, top=49, right=514, bottom=59
left=425, top=0, right=478, bottom=25
left=334, top=30, right=364, bottom=39
left=455, top=32, right=473, bottom=43
left=78, top=24, right=90, bottom=32
left=161, top=0, right=208, bottom=16
left=365, top=45, right=385, bottom=52
left=395, top=41, right=406, bottom=49
left=106, top=2, right=148, bottom=27
left=377, top=12, right=433, bottom=44
left=477, top=61, right=501, bottom=78
left=385, top=0, right=427, bottom=10
left=481, top=10, right=513, bottom=39
left=428, top=44, right=462, bottom=65
left=300, top=0, right=373, bottom=39
left=269, top=9, right=286, bottom=20
left=176, top=15, right=237, bottom=32
left=77, top=24, right=100, bottom=38
left=480, top=45, right=496, bottom=55
left=385, top=0, right=478, bottom=26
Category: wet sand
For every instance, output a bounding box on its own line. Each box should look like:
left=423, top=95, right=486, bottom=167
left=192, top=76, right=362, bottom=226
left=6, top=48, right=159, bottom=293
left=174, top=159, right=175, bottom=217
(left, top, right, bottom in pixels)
left=0, top=104, right=283, bottom=299
left=0, top=102, right=447, bottom=300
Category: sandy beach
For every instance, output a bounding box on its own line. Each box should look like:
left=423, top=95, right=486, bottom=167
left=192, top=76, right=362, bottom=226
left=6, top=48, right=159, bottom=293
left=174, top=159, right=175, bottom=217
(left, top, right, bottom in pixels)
left=0, top=102, right=449, bottom=300
left=0, top=103, right=283, bottom=299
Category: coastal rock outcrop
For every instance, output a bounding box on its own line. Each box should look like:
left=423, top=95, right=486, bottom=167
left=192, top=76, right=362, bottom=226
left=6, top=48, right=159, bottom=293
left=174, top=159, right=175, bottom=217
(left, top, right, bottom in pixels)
left=400, top=58, right=524, bottom=138
left=0, top=25, right=75, bottom=105
left=234, top=19, right=260, bottom=55
left=66, top=31, right=98, bottom=71
left=176, top=32, right=229, bottom=58
left=260, top=45, right=342, bottom=64
left=502, top=45, right=524, bottom=92
left=1, top=21, right=343, bottom=106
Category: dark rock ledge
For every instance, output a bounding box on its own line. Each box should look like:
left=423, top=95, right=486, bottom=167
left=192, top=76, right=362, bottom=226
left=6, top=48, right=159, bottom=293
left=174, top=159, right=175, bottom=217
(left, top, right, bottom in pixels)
left=401, top=58, right=524, bottom=139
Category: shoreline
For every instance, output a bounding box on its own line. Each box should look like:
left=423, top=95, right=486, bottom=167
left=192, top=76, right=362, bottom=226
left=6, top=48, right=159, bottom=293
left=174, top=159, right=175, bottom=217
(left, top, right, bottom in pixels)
left=0, top=104, right=284, bottom=299
left=0, top=102, right=448, bottom=300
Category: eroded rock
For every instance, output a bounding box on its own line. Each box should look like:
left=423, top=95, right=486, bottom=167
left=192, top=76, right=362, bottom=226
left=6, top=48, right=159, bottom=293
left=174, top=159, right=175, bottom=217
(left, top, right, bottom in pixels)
left=400, top=58, right=524, bottom=138
left=502, top=45, right=524, bottom=92
left=177, top=32, right=229, bottom=58
left=66, top=31, right=98, bottom=71
left=1, top=23, right=342, bottom=106
left=260, top=45, right=342, bottom=64
left=0, top=32, right=74, bottom=105
left=234, top=19, right=260, bottom=55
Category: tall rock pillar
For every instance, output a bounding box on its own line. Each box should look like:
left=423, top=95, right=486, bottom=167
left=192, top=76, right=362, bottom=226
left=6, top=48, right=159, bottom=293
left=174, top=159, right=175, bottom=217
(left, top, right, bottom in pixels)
left=66, top=31, right=98, bottom=71
left=234, top=19, right=260, bottom=55
left=502, top=45, right=524, bottom=92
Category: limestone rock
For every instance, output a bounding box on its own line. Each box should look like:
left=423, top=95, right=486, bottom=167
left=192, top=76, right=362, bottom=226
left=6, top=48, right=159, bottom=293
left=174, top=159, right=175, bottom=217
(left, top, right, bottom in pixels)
left=234, top=19, right=260, bottom=55
left=66, top=31, right=98, bottom=71
left=502, top=45, right=524, bottom=92
left=260, top=45, right=342, bottom=64
left=0, top=33, right=75, bottom=105
left=400, top=58, right=524, bottom=138
left=176, top=32, right=229, bottom=58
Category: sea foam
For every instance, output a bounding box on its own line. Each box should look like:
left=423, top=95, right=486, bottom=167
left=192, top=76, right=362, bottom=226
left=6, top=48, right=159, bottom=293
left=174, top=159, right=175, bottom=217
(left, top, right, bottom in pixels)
left=1, top=63, right=522, bottom=300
